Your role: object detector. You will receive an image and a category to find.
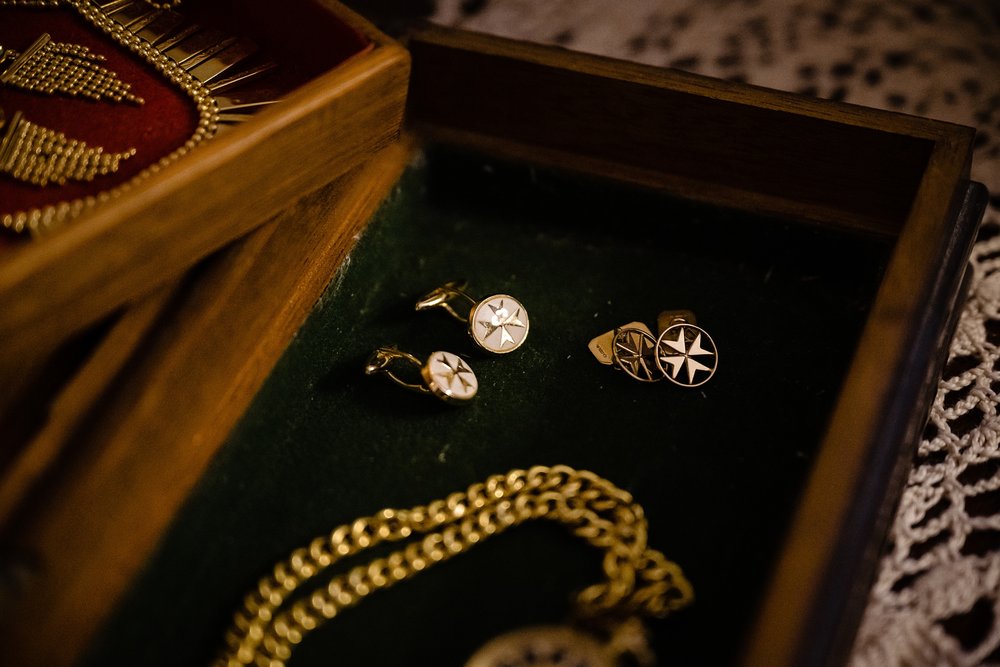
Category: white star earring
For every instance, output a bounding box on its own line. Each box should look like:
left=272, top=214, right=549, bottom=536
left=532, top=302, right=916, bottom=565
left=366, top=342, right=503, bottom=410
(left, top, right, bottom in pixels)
left=415, top=280, right=530, bottom=354
left=365, top=346, right=478, bottom=404
left=588, top=310, right=718, bottom=387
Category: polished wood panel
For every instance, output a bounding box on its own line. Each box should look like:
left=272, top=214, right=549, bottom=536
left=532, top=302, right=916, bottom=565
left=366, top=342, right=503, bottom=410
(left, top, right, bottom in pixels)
left=0, top=0, right=409, bottom=389
left=0, top=283, right=175, bottom=528
left=0, top=24, right=982, bottom=667
left=407, top=27, right=962, bottom=237
left=0, top=139, right=413, bottom=667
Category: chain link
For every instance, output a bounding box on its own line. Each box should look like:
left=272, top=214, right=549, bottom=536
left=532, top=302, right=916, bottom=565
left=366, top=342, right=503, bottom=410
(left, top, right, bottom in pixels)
left=214, top=465, right=693, bottom=667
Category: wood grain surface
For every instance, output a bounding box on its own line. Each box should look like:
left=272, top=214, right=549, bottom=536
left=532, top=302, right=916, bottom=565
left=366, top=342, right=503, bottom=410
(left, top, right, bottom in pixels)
left=0, top=2, right=409, bottom=389
left=0, top=138, right=414, bottom=667
left=0, top=283, right=176, bottom=529
left=0, top=23, right=980, bottom=667
left=407, top=27, right=963, bottom=237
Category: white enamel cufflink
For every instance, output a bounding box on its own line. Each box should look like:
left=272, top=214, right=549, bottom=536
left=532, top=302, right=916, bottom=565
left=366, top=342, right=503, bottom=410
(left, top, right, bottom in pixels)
left=416, top=280, right=530, bottom=354
left=365, top=346, right=478, bottom=404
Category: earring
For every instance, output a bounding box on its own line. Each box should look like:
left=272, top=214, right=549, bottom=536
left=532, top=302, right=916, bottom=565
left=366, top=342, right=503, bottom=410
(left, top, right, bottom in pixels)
left=415, top=280, right=530, bottom=354
left=1, top=108, right=136, bottom=186
left=589, top=310, right=718, bottom=387
left=0, top=33, right=144, bottom=105
left=364, top=346, right=478, bottom=404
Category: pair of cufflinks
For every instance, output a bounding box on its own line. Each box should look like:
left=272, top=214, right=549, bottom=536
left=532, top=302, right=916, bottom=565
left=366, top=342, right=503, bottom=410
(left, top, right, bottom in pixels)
left=365, top=281, right=529, bottom=405
left=589, top=310, right=718, bottom=387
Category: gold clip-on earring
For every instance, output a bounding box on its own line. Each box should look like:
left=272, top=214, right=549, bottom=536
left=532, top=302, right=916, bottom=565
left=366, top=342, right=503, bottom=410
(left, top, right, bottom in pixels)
left=364, top=346, right=478, bottom=404
left=416, top=280, right=530, bottom=354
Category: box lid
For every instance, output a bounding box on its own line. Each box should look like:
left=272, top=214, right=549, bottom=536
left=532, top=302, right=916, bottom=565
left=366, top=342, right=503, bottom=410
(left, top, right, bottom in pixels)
left=0, top=0, right=410, bottom=378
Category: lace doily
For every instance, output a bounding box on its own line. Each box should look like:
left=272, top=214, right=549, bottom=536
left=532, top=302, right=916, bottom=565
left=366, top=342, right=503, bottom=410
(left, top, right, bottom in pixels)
left=428, top=1, right=1000, bottom=663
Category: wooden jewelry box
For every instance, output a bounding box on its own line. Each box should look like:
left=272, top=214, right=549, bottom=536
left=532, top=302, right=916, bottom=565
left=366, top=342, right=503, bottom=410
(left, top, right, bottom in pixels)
left=0, top=14, right=988, bottom=667
left=0, top=0, right=409, bottom=386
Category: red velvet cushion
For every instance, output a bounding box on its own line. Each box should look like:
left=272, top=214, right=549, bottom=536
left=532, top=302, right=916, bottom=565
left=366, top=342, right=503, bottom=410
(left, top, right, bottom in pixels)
left=0, top=1, right=371, bottom=246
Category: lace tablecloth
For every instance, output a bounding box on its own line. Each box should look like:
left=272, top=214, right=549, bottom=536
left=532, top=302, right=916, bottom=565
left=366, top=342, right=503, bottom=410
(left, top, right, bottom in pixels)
left=426, top=1, right=1000, bottom=663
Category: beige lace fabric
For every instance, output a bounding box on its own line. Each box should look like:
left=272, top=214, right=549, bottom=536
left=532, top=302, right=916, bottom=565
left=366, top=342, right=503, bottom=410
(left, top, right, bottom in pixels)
left=430, top=1, right=1000, bottom=663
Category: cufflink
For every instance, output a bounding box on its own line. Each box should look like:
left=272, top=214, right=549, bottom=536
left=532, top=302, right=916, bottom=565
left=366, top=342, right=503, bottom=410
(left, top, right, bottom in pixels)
left=589, top=310, right=718, bottom=387
left=416, top=280, right=530, bottom=354
left=365, top=346, right=478, bottom=404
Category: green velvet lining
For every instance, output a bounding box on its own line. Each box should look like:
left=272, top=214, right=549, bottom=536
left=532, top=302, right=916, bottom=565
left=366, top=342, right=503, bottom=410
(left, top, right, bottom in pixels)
left=83, top=148, right=890, bottom=666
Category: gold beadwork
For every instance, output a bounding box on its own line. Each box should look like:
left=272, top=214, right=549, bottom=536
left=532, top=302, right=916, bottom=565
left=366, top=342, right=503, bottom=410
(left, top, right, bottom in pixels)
left=0, top=0, right=220, bottom=236
left=0, top=0, right=61, bottom=5
left=143, top=0, right=181, bottom=9
left=0, top=109, right=135, bottom=186
left=214, top=465, right=694, bottom=667
left=0, top=0, right=276, bottom=236
left=0, top=33, right=144, bottom=105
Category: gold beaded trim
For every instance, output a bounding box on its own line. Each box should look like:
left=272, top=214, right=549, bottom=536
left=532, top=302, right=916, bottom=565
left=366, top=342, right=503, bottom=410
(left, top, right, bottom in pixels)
left=0, top=109, right=136, bottom=185
left=0, top=32, right=145, bottom=105
left=0, top=0, right=218, bottom=236
left=0, top=0, right=61, bottom=6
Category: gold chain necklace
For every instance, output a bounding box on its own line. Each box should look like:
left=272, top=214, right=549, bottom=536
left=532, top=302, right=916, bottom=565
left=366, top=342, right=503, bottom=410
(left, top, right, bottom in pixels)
left=0, top=0, right=217, bottom=235
left=215, top=465, right=693, bottom=667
